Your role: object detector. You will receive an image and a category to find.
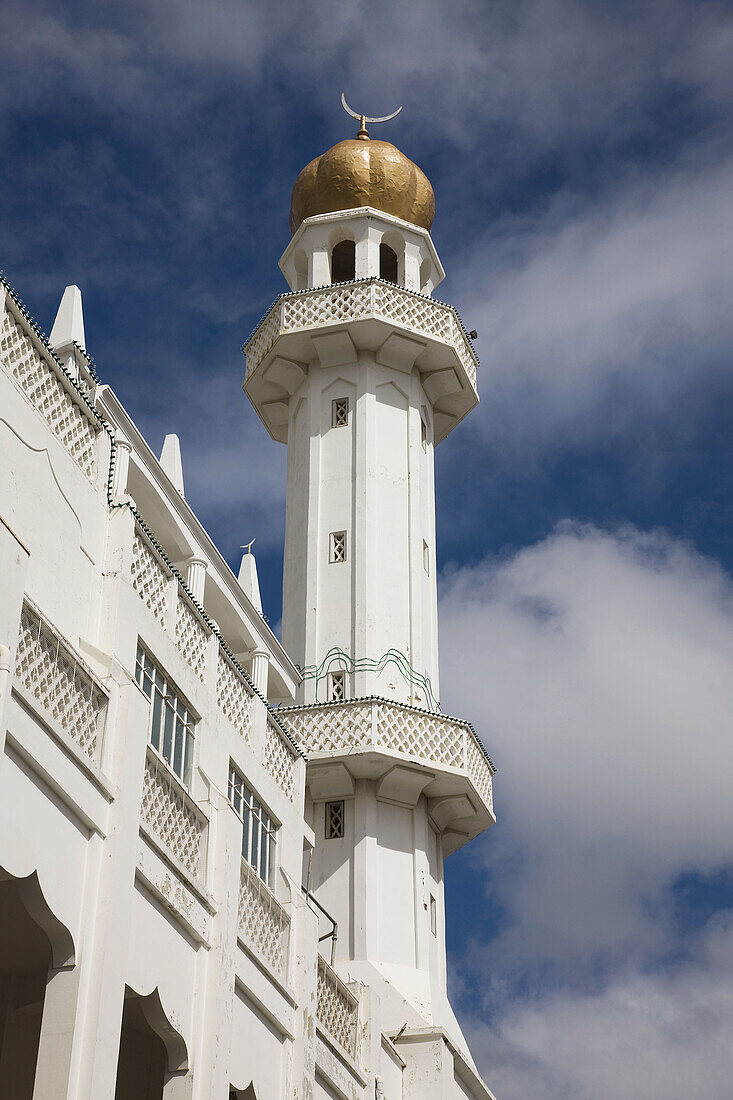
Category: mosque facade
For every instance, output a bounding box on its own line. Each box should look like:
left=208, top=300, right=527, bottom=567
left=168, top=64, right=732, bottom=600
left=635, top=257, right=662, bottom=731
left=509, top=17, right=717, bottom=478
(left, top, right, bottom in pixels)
left=0, top=109, right=497, bottom=1100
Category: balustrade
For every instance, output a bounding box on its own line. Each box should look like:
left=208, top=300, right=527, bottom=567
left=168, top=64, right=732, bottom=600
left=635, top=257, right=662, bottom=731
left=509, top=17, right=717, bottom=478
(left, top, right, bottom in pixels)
left=237, top=857, right=290, bottom=982
left=279, top=697, right=493, bottom=815
left=243, top=278, right=478, bottom=389
left=14, top=601, right=107, bottom=762
left=316, top=954, right=359, bottom=1060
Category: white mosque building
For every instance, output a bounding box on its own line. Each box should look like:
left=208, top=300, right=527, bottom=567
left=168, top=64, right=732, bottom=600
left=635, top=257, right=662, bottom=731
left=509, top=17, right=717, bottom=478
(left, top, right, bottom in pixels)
left=0, top=105, right=497, bottom=1100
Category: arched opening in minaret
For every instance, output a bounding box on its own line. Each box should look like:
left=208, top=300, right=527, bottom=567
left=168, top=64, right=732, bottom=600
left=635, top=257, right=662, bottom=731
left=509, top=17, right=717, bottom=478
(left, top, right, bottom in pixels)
left=379, top=243, right=399, bottom=284
left=331, top=240, right=356, bottom=283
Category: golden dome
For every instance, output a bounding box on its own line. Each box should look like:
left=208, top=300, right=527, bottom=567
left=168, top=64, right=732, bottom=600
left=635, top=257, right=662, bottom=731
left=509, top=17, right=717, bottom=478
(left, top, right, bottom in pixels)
left=289, top=135, right=434, bottom=236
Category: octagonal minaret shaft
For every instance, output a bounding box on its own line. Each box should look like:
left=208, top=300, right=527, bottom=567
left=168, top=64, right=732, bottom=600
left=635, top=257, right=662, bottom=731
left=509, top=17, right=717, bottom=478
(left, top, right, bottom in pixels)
left=244, top=204, right=478, bottom=708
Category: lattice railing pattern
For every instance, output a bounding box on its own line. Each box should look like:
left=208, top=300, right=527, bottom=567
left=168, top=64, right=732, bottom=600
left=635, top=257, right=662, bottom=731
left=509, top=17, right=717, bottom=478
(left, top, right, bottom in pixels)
left=131, top=531, right=170, bottom=624
left=244, top=281, right=479, bottom=389
left=282, top=282, right=369, bottom=332
left=140, top=749, right=206, bottom=879
left=264, top=721, right=297, bottom=802
left=244, top=306, right=282, bottom=373
left=174, top=594, right=210, bottom=682
left=317, top=955, right=359, bottom=1059
left=372, top=280, right=452, bottom=342
left=375, top=701, right=463, bottom=768
left=278, top=698, right=494, bottom=813
left=465, top=732, right=494, bottom=814
left=238, top=858, right=290, bottom=982
left=216, top=650, right=253, bottom=741
left=451, top=315, right=478, bottom=387
left=14, top=602, right=107, bottom=760
left=1, top=310, right=98, bottom=478
left=280, top=701, right=372, bottom=754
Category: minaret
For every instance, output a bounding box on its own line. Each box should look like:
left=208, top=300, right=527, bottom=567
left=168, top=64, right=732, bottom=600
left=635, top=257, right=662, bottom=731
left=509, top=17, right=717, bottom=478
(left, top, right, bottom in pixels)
left=243, top=103, right=494, bottom=1063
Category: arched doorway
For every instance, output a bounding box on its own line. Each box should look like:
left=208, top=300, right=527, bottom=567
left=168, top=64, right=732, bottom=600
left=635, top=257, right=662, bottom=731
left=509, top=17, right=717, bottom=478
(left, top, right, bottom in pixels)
left=0, top=869, right=74, bottom=1099
left=114, top=987, right=189, bottom=1100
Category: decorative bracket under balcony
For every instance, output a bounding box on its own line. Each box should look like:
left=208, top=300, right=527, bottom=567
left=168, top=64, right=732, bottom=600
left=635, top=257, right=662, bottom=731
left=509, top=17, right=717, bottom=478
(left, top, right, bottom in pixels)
left=242, top=279, right=480, bottom=445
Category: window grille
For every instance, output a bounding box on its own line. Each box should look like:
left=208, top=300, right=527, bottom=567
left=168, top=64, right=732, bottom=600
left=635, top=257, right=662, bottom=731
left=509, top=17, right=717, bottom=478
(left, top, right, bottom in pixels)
left=325, top=800, right=345, bottom=839
left=423, top=540, right=430, bottom=574
left=332, top=397, right=349, bottom=428
left=135, top=645, right=195, bottom=786
left=330, top=531, right=347, bottom=563
left=228, top=765, right=277, bottom=888
left=329, top=670, right=346, bottom=702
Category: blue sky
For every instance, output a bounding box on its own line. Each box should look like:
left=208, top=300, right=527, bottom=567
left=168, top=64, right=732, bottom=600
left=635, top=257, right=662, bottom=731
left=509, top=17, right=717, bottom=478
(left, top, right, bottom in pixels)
left=3, top=2, right=733, bottom=1095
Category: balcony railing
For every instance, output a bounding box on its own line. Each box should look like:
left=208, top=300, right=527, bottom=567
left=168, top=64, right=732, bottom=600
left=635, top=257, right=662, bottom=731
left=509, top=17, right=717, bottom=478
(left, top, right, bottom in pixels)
left=140, top=747, right=208, bottom=883
left=279, top=697, right=494, bottom=815
left=243, top=278, right=478, bottom=389
left=14, top=600, right=108, bottom=762
left=317, top=954, right=359, bottom=1060
left=238, top=857, right=291, bottom=983
left=1, top=289, right=100, bottom=481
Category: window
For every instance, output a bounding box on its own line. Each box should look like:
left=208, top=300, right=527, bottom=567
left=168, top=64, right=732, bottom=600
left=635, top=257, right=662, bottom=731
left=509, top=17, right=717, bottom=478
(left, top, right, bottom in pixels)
left=332, top=397, right=349, bottom=428
left=420, top=414, right=428, bottom=450
left=325, top=800, right=345, bottom=839
left=331, top=240, right=356, bottom=283
left=423, top=540, right=430, bottom=574
left=329, top=670, right=346, bottom=701
left=135, top=645, right=195, bottom=785
left=330, top=531, right=347, bottom=563
left=379, top=243, right=398, bottom=284
left=228, top=765, right=277, bottom=887
left=430, top=894, right=437, bottom=936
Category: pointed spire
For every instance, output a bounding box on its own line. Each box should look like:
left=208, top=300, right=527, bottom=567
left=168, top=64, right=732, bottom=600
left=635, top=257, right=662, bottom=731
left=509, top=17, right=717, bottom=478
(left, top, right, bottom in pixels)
left=160, top=434, right=184, bottom=495
left=50, top=285, right=86, bottom=352
left=238, top=542, right=262, bottom=613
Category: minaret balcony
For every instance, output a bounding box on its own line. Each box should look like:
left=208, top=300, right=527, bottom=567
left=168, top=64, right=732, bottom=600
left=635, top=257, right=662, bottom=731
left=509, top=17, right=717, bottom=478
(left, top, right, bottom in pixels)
left=277, top=697, right=495, bottom=854
left=242, top=278, right=480, bottom=444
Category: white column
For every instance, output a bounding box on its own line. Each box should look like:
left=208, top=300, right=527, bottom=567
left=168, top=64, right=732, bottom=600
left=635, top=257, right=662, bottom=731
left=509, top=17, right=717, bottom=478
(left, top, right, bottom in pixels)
left=111, top=435, right=132, bottom=499
left=31, top=966, right=81, bottom=1100
left=250, top=649, right=269, bottom=696
left=309, top=230, right=331, bottom=288
left=355, top=223, right=380, bottom=279
left=186, top=558, right=207, bottom=605
left=403, top=241, right=422, bottom=292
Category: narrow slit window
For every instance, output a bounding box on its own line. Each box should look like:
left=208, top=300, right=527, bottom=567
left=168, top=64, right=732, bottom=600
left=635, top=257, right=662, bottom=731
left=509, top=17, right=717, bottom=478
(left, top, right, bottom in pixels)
left=421, top=415, right=428, bottom=450
left=430, top=894, right=437, bottom=935
left=325, top=800, right=345, bottom=839
left=329, top=670, right=346, bottom=701
left=330, top=531, right=347, bottom=563
left=332, top=397, right=349, bottom=428
left=423, top=540, right=430, bottom=574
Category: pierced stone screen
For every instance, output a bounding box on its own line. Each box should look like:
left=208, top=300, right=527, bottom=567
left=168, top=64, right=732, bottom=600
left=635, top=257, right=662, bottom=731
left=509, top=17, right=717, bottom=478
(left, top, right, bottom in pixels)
left=325, top=800, right=345, bottom=839
left=332, top=397, right=349, bottom=428
left=330, top=531, right=347, bottom=563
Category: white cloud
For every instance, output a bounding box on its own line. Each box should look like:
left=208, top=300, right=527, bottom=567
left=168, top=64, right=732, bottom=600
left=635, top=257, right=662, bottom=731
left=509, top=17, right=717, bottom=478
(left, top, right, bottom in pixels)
left=463, top=914, right=733, bottom=1100
left=454, top=151, right=733, bottom=456
left=438, top=524, right=733, bottom=1092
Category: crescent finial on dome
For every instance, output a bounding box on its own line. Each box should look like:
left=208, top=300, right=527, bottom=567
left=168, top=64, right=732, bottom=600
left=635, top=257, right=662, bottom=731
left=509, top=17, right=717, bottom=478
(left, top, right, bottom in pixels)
left=289, top=100, right=434, bottom=235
